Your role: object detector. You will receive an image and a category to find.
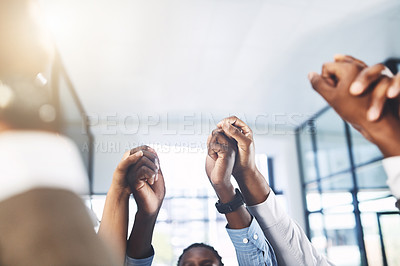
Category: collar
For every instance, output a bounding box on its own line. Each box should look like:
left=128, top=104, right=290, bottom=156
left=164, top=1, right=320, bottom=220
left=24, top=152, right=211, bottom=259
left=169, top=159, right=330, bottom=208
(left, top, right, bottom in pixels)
left=0, top=130, right=89, bottom=202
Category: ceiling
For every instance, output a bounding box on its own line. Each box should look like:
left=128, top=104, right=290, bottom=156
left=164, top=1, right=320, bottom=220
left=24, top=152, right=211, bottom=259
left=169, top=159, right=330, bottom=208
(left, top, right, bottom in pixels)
left=39, top=0, right=400, bottom=128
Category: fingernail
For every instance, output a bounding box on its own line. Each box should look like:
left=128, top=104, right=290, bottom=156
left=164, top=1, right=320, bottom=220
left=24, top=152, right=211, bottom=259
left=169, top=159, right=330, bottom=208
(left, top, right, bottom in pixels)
left=387, top=86, right=400, bottom=98
left=155, top=173, right=159, bottom=182
left=217, top=122, right=223, bottom=127
left=334, top=54, right=345, bottom=60
left=307, top=72, right=315, bottom=81
left=367, top=106, right=379, bottom=121
left=350, top=81, right=364, bottom=95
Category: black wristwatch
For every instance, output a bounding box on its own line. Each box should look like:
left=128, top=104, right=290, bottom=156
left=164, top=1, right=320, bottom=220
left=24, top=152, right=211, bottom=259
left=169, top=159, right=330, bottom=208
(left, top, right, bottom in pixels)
left=215, top=189, right=244, bottom=214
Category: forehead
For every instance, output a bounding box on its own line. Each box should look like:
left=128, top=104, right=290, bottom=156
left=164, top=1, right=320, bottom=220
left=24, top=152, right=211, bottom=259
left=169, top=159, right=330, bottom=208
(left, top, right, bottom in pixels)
left=180, top=247, right=219, bottom=265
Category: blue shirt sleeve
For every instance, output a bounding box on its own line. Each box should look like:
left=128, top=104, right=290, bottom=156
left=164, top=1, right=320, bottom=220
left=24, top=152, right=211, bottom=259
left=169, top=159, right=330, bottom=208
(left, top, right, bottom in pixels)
left=125, top=247, right=154, bottom=266
left=226, top=217, right=277, bottom=266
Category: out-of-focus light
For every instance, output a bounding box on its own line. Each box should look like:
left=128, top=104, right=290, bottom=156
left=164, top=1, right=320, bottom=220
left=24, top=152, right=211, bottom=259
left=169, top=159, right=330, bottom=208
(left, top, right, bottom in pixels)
left=0, top=82, right=15, bottom=109
left=39, top=103, right=57, bottom=122
left=35, top=73, right=48, bottom=87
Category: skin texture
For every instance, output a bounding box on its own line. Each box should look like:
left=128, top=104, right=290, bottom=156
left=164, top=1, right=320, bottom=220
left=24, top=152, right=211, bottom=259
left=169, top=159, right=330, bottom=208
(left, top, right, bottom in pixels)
left=308, top=57, right=400, bottom=157
left=126, top=146, right=165, bottom=260
left=178, top=247, right=220, bottom=266
left=98, top=145, right=165, bottom=264
left=205, top=129, right=252, bottom=229
left=335, top=54, right=400, bottom=121
left=216, top=116, right=271, bottom=206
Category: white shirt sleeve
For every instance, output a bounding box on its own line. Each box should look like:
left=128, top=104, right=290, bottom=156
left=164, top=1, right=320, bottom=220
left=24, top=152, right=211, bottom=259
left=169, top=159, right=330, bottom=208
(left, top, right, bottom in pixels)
left=382, top=156, right=400, bottom=199
left=247, top=190, right=334, bottom=266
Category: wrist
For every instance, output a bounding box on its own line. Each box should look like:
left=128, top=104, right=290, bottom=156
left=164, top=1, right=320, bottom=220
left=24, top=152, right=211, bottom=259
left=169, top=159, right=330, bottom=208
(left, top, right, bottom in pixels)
left=365, top=117, right=400, bottom=157
left=108, top=183, right=131, bottom=199
left=213, top=183, right=236, bottom=203
left=235, top=169, right=271, bottom=206
left=135, top=210, right=159, bottom=220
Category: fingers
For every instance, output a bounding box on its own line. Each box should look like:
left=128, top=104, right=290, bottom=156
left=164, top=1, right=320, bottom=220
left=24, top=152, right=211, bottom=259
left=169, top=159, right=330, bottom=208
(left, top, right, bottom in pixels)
left=349, top=63, right=386, bottom=95
left=207, top=131, right=218, bottom=161
left=207, top=129, right=232, bottom=160
left=116, top=150, right=144, bottom=173
left=308, top=71, right=335, bottom=102
left=134, top=166, right=157, bottom=186
left=216, top=116, right=252, bottom=151
left=367, top=77, right=392, bottom=121
left=209, top=142, right=229, bottom=155
left=130, top=145, right=156, bottom=156
left=334, top=54, right=368, bottom=68
left=131, top=155, right=159, bottom=185
left=387, top=73, right=400, bottom=99
left=217, top=116, right=252, bottom=138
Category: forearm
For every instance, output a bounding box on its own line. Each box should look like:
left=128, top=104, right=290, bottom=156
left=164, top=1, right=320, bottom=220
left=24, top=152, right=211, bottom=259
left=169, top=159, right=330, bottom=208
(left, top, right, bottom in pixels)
left=127, top=212, right=157, bottom=259
left=98, top=186, right=130, bottom=265
left=367, top=116, right=400, bottom=157
left=235, top=169, right=271, bottom=206
left=213, top=183, right=251, bottom=229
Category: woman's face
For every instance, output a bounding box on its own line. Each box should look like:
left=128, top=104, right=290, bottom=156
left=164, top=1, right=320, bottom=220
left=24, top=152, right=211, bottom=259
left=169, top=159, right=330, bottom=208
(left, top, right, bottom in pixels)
left=178, top=247, right=220, bottom=266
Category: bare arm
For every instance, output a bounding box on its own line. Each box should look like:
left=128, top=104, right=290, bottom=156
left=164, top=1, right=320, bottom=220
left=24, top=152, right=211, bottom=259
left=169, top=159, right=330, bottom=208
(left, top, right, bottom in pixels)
left=126, top=147, right=165, bottom=260
left=98, top=150, right=143, bottom=265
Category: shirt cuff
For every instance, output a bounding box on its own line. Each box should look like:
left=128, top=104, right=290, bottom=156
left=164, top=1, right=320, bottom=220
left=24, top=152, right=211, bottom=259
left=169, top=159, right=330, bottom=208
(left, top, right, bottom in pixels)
left=226, top=217, right=266, bottom=252
left=246, top=190, right=285, bottom=229
left=382, top=156, right=400, bottom=199
left=125, top=247, right=154, bottom=266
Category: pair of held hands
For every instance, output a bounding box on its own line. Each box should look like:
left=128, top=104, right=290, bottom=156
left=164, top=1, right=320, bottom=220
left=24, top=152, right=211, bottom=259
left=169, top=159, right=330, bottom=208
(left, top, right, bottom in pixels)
left=309, top=54, right=400, bottom=158
left=110, top=116, right=259, bottom=218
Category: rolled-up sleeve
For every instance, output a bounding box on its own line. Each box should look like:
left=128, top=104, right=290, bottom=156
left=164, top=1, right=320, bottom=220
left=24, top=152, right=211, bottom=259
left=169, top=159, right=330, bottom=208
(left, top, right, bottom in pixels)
left=226, top=217, right=277, bottom=265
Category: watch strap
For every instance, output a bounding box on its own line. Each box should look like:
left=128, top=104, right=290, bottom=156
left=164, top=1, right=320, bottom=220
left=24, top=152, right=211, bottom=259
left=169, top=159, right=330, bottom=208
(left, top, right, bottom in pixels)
left=215, top=188, right=244, bottom=214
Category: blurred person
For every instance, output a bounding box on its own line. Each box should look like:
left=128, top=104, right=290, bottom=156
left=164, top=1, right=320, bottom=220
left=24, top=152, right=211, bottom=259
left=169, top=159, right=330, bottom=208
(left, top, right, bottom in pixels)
left=308, top=55, right=400, bottom=210
left=217, top=116, right=334, bottom=266
left=0, top=0, right=117, bottom=265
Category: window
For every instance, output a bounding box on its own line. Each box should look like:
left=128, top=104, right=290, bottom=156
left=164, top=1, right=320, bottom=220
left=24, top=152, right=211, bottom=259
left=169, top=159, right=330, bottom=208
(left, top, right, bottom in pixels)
left=296, top=107, right=400, bottom=266
left=87, top=147, right=279, bottom=265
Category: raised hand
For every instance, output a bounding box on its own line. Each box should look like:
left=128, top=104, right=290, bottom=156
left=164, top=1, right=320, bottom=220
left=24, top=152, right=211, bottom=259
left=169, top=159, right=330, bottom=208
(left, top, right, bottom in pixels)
left=126, top=146, right=165, bottom=260
left=206, top=129, right=237, bottom=202
left=216, top=116, right=256, bottom=179
left=335, top=54, right=400, bottom=121
left=111, top=149, right=144, bottom=196
left=216, top=116, right=271, bottom=206
left=309, top=57, right=400, bottom=157
left=126, top=146, right=165, bottom=217
left=206, top=128, right=255, bottom=231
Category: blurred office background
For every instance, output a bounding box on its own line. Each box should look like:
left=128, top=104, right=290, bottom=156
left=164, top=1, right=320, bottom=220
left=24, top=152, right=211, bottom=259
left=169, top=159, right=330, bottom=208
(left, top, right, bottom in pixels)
left=38, top=0, right=400, bottom=265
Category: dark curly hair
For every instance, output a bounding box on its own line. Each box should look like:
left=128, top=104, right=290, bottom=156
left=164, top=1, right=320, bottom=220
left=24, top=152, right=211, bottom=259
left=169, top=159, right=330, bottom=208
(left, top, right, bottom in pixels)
left=177, top=243, right=223, bottom=266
